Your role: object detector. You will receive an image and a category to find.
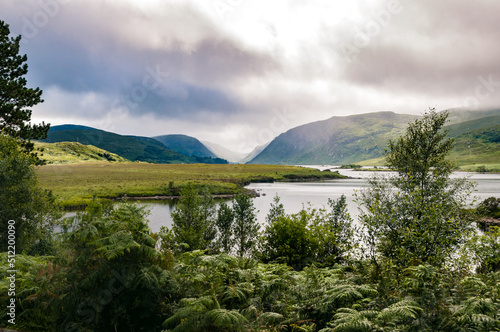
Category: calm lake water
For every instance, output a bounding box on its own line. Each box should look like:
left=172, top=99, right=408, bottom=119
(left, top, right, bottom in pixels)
left=136, top=168, right=500, bottom=233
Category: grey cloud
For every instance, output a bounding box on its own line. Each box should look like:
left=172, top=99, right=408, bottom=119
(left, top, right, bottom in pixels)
left=4, top=0, right=279, bottom=119
left=339, top=0, right=500, bottom=100
left=117, top=78, right=240, bottom=119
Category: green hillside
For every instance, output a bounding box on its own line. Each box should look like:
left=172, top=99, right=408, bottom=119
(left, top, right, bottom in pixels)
left=448, top=124, right=500, bottom=169
left=153, top=134, right=216, bottom=158
left=36, top=141, right=128, bottom=164
left=249, top=110, right=500, bottom=166
left=44, top=125, right=227, bottom=164
left=248, top=112, right=416, bottom=165
left=356, top=115, right=500, bottom=169
left=446, top=115, right=500, bottom=137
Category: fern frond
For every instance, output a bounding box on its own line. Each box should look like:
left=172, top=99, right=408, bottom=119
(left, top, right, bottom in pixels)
left=323, top=284, right=377, bottom=308
left=332, top=308, right=378, bottom=331
left=254, top=311, right=284, bottom=326
left=453, top=296, right=496, bottom=326
left=377, top=299, right=422, bottom=324
left=206, top=308, right=248, bottom=329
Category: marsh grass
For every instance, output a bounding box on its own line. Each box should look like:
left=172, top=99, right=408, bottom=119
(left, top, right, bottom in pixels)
left=36, top=162, right=345, bottom=207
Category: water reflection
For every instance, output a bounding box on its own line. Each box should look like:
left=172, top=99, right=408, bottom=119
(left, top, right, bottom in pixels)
left=140, top=169, right=499, bottom=232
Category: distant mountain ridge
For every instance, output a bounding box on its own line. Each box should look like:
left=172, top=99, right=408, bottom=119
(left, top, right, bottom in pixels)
left=240, top=142, right=271, bottom=164
left=248, top=112, right=416, bottom=165
left=248, top=109, right=500, bottom=165
left=43, top=125, right=227, bottom=164
left=202, top=141, right=247, bottom=163
left=153, top=134, right=216, bottom=158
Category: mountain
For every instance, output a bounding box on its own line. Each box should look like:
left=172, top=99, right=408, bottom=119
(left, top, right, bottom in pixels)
left=359, top=115, right=500, bottom=167
left=153, top=134, right=216, bottom=158
left=43, top=125, right=227, bottom=164
left=248, top=112, right=416, bottom=165
left=202, top=141, right=247, bottom=163
left=446, top=114, right=500, bottom=137
left=447, top=108, right=500, bottom=125
left=249, top=109, right=500, bottom=166
left=36, top=141, right=128, bottom=164
left=240, top=142, right=271, bottom=164
left=447, top=118, right=500, bottom=167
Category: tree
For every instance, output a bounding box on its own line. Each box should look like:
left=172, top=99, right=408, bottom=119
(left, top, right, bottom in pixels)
left=260, top=209, right=317, bottom=269
left=55, top=201, right=171, bottom=332
left=265, top=194, right=285, bottom=225
left=315, top=195, right=355, bottom=265
left=232, top=193, right=259, bottom=258
left=0, top=134, right=58, bottom=252
left=357, top=110, right=475, bottom=267
left=171, top=184, right=217, bottom=252
left=0, top=20, right=49, bottom=162
left=260, top=196, right=355, bottom=269
left=216, top=202, right=235, bottom=254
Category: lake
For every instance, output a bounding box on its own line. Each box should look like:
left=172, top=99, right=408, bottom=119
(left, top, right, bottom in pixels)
left=138, top=168, right=500, bottom=232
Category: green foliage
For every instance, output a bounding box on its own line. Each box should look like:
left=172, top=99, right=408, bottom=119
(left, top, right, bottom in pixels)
left=55, top=201, right=171, bottom=331
left=385, top=109, right=454, bottom=191
left=163, top=296, right=248, bottom=332
left=478, top=197, right=500, bottom=218
left=322, top=195, right=355, bottom=264
left=171, top=184, right=217, bottom=252
left=358, top=110, right=475, bottom=267
left=260, top=210, right=317, bottom=269
left=265, top=194, right=285, bottom=225
left=465, top=226, right=500, bottom=273
left=0, top=253, right=55, bottom=330
left=216, top=201, right=235, bottom=253
left=0, top=134, right=60, bottom=252
left=260, top=195, right=355, bottom=269
left=233, top=193, right=259, bottom=258
left=0, top=20, right=49, bottom=162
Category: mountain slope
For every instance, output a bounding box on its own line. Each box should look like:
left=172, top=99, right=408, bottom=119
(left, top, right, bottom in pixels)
left=36, top=141, right=128, bottom=164
left=448, top=123, right=500, bottom=167
left=248, top=112, right=416, bottom=165
left=240, top=142, right=271, bottom=164
left=43, top=125, right=226, bottom=164
left=202, top=141, right=246, bottom=163
left=153, top=134, right=216, bottom=158
left=446, top=115, right=500, bottom=138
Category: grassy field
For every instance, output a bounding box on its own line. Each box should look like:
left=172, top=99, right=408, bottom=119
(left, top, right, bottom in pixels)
left=36, top=162, right=345, bottom=207
left=36, top=141, right=128, bottom=164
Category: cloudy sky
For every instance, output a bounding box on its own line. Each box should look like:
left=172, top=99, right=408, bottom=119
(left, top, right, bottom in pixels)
left=3, top=0, right=500, bottom=152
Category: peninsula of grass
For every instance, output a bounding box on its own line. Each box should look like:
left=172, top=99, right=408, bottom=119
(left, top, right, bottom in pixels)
left=36, top=162, right=346, bottom=208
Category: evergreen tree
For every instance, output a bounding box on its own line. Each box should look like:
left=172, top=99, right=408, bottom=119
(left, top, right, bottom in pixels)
left=265, top=194, right=285, bottom=225
left=216, top=202, right=235, bottom=254
left=171, top=184, right=216, bottom=251
left=232, top=193, right=259, bottom=258
left=0, top=20, right=49, bottom=163
left=0, top=134, right=58, bottom=252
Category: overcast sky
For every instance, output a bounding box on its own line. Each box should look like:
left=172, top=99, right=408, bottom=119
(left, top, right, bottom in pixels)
left=3, top=0, right=500, bottom=152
